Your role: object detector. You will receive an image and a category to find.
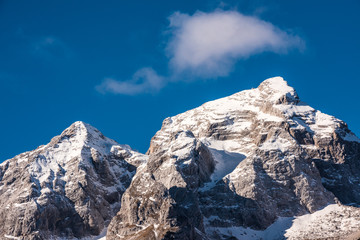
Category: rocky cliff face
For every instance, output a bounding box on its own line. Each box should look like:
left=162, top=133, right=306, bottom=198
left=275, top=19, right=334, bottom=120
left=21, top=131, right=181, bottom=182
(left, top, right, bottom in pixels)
left=107, top=77, right=360, bottom=240
left=0, top=121, right=147, bottom=240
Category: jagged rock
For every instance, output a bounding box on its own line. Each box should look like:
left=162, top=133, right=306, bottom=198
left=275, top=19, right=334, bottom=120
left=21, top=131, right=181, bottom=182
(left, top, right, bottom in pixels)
left=107, top=129, right=214, bottom=240
left=107, top=77, right=360, bottom=240
left=0, top=121, right=147, bottom=239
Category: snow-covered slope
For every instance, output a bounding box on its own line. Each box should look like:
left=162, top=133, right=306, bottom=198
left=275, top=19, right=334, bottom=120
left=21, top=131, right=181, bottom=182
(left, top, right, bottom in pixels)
left=107, top=77, right=360, bottom=240
left=0, top=121, right=147, bottom=240
left=205, top=204, right=360, bottom=240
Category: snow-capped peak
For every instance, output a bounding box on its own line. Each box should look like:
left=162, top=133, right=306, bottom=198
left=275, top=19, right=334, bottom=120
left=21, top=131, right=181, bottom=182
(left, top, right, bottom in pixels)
left=58, top=121, right=106, bottom=142
left=49, top=121, right=123, bottom=157
left=0, top=120, right=148, bottom=239
left=259, top=76, right=292, bottom=92
left=69, top=120, right=92, bottom=133
left=258, top=76, right=299, bottom=104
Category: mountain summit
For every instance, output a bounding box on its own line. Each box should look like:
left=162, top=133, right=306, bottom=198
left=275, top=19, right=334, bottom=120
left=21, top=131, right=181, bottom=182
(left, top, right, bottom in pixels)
left=1, top=77, right=360, bottom=240
left=257, top=76, right=299, bottom=104
left=107, top=77, right=360, bottom=240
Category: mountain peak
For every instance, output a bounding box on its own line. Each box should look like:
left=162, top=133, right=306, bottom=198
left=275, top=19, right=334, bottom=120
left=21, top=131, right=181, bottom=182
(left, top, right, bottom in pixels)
left=0, top=123, right=146, bottom=240
left=67, top=120, right=94, bottom=133
left=59, top=121, right=104, bottom=140
left=71, top=120, right=87, bottom=128
left=259, top=76, right=289, bottom=90
left=45, top=121, right=115, bottom=155
left=258, top=76, right=299, bottom=104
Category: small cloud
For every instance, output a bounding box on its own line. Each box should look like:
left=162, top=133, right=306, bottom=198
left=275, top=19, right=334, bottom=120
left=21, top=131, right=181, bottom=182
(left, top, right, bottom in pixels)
left=12, top=29, right=73, bottom=60
left=96, top=67, right=165, bottom=95
left=167, top=10, right=304, bottom=78
left=33, top=36, right=72, bottom=59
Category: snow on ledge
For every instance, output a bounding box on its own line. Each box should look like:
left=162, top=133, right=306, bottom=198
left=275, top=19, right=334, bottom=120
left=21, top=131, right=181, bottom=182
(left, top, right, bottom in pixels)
left=4, top=235, right=20, bottom=240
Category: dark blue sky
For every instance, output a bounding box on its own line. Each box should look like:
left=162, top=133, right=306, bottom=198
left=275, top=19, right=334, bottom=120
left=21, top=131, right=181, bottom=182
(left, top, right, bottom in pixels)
left=1, top=0, right=359, bottom=161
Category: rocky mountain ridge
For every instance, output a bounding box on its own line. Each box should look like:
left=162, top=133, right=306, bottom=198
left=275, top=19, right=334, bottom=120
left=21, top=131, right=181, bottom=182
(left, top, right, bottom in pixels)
left=1, top=77, right=360, bottom=240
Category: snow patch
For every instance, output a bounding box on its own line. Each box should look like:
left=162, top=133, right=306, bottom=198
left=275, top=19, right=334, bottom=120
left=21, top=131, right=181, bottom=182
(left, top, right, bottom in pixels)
left=4, top=235, right=20, bottom=240
left=259, top=137, right=293, bottom=152
left=208, top=148, right=245, bottom=181
left=205, top=216, right=293, bottom=240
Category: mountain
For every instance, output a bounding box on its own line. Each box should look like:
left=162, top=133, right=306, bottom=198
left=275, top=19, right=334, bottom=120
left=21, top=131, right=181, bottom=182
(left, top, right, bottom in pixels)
left=106, top=77, right=360, bottom=240
left=2, top=77, right=360, bottom=240
left=0, top=121, right=147, bottom=240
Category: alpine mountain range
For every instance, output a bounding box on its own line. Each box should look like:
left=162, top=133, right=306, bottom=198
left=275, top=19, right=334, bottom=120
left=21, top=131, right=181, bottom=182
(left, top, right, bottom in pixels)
left=1, top=77, right=360, bottom=240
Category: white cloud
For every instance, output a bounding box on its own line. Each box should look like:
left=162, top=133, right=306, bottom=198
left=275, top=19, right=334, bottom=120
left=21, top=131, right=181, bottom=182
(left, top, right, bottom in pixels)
left=96, top=67, right=164, bottom=95
left=98, top=10, right=304, bottom=95
left=167, top=10, right=304, bottom=78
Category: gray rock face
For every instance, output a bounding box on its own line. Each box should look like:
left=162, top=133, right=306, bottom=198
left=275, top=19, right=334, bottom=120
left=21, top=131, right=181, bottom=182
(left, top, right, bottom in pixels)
left=107, top=130, right=214, bottom=240
left=0, top=121, right=147, bottom=240
left=107, top=77, right=360, bottom=239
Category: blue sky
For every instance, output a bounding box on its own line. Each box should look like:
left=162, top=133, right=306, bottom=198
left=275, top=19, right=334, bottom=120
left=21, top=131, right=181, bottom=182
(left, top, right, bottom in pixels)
left=1, top=0, right=359, bottom=161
